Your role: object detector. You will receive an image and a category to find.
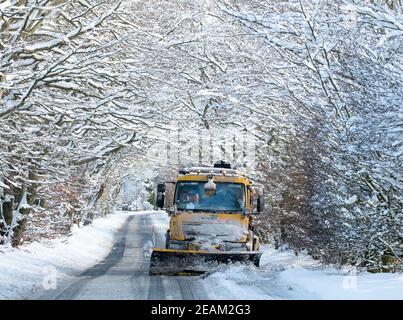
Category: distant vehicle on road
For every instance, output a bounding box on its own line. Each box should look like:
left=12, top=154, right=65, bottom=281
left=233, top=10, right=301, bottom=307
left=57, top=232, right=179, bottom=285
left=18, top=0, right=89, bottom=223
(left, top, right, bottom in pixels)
left=121, top=203, right=129, bottom=211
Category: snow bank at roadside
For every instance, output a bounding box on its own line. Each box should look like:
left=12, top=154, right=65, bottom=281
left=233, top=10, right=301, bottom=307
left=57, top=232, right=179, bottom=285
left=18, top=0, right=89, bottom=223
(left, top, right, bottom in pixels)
left=0, top=211, right=143, bottom=300
left=261, top=247, right=403, bottom=299
left=148, top=210, right=170, bottom=234
left=200, top=246, right=403, bottom=300
left=277, top=267, right=403, bottom=300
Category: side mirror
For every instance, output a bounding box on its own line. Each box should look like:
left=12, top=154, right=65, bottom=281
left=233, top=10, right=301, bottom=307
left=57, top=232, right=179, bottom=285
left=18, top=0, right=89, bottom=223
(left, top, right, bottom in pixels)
left=157, top=183, right=166, bottom=193
left=156, top=183, right=166, bottom=209
left=156, top=193, right=165, bottom=208
left=256, top=195, right=264, bottom=213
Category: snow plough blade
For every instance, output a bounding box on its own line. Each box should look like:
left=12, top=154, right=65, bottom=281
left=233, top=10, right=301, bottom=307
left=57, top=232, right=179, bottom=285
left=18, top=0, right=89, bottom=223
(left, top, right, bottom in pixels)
left=149, top=248, right=262, bottom=276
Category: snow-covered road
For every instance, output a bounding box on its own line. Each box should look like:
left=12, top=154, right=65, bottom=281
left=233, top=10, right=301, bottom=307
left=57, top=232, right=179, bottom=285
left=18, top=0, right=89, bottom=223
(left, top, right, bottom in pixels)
left=29, top=212, right=207, bottom=299
left=1, top=211, right=402, bottom=300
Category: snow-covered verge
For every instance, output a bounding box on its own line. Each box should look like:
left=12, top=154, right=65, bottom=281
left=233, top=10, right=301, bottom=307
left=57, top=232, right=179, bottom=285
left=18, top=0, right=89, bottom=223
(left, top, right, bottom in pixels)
left=200, top=246, right=403, bottom=300
left=0, top=211, right=139, bottom=300
left=148, top=210, right=170, bottom=234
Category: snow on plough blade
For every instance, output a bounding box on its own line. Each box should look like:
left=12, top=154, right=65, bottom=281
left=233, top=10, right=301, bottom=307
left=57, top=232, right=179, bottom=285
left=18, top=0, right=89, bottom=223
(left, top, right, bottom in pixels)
left=149, top=248, right=262, bottom=276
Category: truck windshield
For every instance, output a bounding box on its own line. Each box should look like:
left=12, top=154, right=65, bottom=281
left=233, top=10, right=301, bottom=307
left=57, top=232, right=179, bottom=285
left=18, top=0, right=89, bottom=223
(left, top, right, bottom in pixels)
left=175, top=181, right=245, bottom=212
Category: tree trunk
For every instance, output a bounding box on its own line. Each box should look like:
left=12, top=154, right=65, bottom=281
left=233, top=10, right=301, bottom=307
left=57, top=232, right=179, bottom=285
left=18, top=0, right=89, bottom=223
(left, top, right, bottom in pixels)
left=11, top=169, right=38, bottom=246
left=11, top=207, right=28, bottom=247
left=1, top=199, right=14, bottom=243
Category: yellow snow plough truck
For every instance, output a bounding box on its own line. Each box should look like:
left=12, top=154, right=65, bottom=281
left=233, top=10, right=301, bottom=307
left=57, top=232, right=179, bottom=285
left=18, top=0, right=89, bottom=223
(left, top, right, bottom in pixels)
left=149, top=161, right=264, bottom=275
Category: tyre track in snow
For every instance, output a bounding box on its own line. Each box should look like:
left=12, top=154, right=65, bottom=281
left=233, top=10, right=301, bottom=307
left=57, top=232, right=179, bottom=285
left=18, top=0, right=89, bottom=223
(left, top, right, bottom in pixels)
left=40, top=215, right=135, bottom=300
left=30, top=212, right=206, bottom=300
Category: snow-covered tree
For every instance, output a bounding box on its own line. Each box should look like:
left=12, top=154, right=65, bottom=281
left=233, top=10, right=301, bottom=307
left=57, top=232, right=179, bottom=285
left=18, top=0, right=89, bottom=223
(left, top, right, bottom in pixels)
left=0, top=0, right=400, bottom=272
left=0, top=0, right=158, bottom=245
left=215, top=0, right=402, bottom=270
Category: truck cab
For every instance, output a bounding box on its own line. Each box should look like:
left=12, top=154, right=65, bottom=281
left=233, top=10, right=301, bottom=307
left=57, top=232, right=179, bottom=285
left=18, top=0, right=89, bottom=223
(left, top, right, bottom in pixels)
left=156, top=162, right=263, bottom=254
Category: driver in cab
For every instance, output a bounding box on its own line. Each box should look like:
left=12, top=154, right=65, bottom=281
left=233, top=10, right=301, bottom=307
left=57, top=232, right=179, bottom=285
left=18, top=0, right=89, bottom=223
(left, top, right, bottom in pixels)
left=180, top=189, right=199, bottom=209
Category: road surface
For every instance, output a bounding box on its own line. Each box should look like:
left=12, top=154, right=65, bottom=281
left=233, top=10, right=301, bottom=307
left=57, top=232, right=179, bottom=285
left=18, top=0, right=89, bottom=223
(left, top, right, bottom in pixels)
left=20, top=211, right=403, bottom=300
left=31, top=213, right=208, bottom=300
